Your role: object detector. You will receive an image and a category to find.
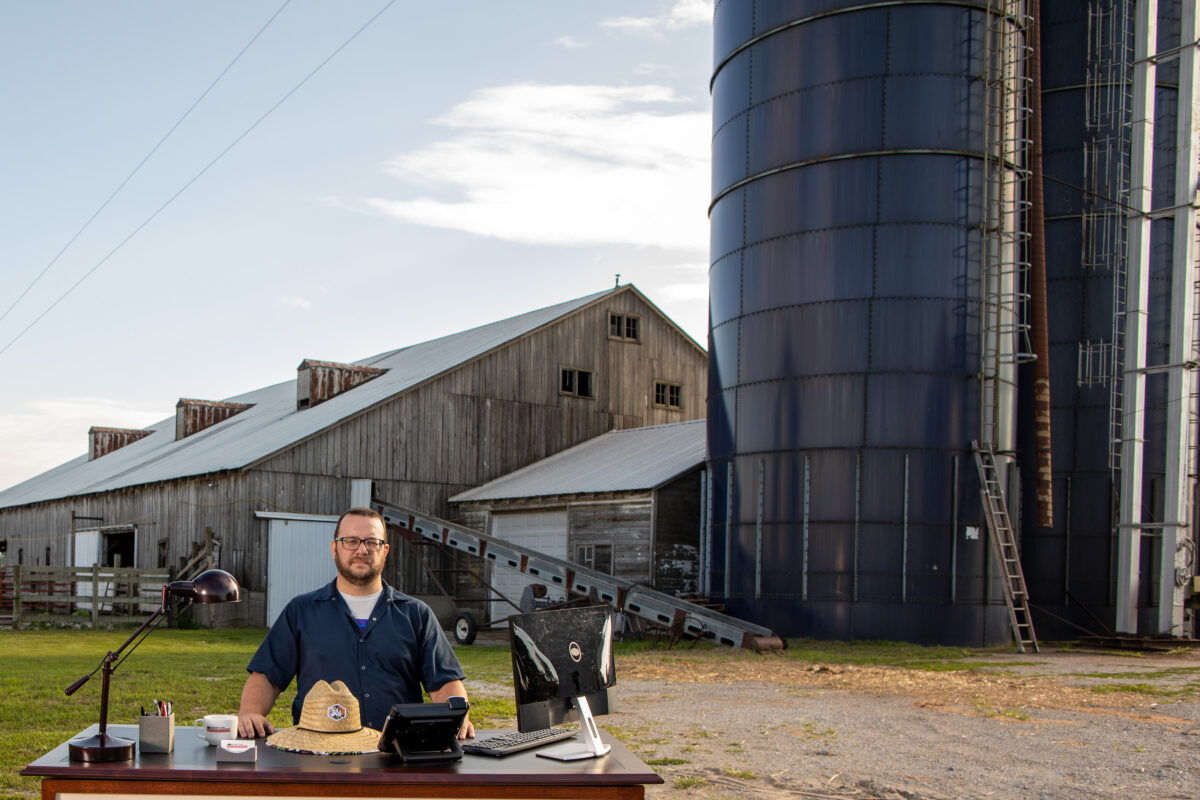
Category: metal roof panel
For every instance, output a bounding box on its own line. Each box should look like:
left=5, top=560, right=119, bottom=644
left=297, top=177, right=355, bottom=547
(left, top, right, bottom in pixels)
left=450, top=419, right=706, bottom=502
left=0, top=289, right=616, bottom=507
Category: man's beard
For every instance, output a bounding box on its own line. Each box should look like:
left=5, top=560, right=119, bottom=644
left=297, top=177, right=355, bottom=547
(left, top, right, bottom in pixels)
left=336, top=552, right=382, bottom=587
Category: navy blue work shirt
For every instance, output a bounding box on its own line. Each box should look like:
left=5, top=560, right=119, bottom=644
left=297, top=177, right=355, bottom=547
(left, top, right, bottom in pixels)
left=247, top=579, right=466, bottom=730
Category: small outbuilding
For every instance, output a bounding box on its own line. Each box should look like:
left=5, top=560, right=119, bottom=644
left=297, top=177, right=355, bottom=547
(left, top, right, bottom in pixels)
left=450, top=419, right=705, bottom=624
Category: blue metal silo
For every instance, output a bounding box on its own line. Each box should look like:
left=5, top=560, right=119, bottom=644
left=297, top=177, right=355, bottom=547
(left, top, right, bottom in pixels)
left=708, top=0, right=1023, bottom=643
left=1021, top=0, right=1182, bottom=639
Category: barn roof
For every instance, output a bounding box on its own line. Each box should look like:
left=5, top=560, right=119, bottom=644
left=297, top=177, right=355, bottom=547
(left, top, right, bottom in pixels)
left=0, top=287, right=662, bottom=508
left=449, top=419, right=705, bottom=502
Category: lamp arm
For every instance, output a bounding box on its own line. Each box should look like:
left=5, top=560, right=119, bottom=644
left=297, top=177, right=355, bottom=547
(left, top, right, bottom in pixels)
left=64, top=668, right=98, bottom=696
left=63, top=589, right=169, bottom=696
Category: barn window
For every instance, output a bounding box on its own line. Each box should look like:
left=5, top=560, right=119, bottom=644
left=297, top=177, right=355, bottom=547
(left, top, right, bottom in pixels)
left=560, top=367, right=594, bottom=399
left=608, top=312, right=640, bottom=342
left=577, top=543, right=613, bottom=575
left=654, top=381, right=682, bottom=409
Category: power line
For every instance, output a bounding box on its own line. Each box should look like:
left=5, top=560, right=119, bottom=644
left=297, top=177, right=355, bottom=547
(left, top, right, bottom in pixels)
left=0, top=0, right=398, bottom=359
left=0, top=0, right=293, bottom=329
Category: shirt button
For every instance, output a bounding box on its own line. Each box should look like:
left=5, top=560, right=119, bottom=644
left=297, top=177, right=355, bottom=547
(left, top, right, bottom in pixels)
left=360, top=638, right=365, bottom=643
left=365, top=693, right=370, bottom=698
left=361, top=665, right=367, bottom=670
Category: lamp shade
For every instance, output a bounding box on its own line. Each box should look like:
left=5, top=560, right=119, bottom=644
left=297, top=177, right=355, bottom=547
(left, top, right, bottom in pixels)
left=167, top=568, right=240, bottom=604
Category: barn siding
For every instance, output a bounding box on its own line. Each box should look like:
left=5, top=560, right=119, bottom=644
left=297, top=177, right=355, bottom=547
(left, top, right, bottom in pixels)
left=253, top=291, right=704, bottom=518
left=569, top=502, right=653, bottom=584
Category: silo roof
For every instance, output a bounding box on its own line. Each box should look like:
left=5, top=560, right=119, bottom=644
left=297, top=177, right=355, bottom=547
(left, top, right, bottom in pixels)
left=450, top=419, right=706, bottom=502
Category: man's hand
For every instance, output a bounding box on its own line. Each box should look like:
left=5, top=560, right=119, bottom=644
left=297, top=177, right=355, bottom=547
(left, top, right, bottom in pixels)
left=457, top=715, right=476, bottom=740
left=237, top=712, right=275, bottom=739
left=238, top=671, right=282, bottom=739
left=429, top=679, right=475, bottom=740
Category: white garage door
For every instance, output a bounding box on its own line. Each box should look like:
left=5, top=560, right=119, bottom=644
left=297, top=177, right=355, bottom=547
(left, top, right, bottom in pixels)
left=266, top=518, right=338, bottom=627
left=73, top=529, right=101, bottom=612
left=489, top=510, right=568, bottom=624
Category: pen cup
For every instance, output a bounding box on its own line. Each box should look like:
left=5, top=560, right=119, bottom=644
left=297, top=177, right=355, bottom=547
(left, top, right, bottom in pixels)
left=139, top=712, right=175, bottom=754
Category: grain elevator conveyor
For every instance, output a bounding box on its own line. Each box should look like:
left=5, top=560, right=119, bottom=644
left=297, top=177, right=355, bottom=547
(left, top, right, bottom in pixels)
left=374, top=499, right=784, bottom=653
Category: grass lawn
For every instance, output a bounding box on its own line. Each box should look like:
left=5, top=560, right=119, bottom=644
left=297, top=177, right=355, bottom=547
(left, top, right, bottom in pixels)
left=0, top=628, right=517, bottom=800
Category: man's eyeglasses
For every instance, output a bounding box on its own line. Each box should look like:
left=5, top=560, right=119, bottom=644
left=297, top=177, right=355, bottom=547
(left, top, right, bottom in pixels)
left=335, top=536, right=387, bottom=553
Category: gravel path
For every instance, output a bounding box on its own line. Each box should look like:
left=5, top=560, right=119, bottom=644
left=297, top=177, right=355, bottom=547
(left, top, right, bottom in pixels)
left=608, top=648, right=1200, bottom=800
left=473, top=645, right=1200, bottom=799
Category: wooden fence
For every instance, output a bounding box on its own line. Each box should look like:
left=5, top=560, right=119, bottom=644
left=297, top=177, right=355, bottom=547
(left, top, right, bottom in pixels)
left=0, top=565, right=171, bottom=629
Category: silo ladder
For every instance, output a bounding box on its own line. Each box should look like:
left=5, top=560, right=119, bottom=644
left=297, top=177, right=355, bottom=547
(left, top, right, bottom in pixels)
left=972, top=441, right=1039, bottom=653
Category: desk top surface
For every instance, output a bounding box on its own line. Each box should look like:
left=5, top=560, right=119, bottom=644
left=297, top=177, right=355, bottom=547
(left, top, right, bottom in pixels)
left=22, top=725, right=663, bottom=787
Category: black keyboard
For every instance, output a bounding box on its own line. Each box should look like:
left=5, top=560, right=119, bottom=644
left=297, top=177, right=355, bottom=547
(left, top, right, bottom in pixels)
left=462, top=727, right=576, bottom=757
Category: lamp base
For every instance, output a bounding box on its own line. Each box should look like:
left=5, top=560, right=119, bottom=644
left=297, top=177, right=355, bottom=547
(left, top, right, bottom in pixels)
left=68, top=732, right=135, bottom=762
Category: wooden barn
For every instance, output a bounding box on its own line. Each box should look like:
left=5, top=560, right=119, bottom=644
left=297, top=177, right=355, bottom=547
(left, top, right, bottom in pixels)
left=450, top=419, right=706, bottom=625
left=0, top=285, right=706, bottom=625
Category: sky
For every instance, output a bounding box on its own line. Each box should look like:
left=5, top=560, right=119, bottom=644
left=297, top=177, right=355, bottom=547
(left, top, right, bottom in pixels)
left=0, top=1, right=714, bottom=492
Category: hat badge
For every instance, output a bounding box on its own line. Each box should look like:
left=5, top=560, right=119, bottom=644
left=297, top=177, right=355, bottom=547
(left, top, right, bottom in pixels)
left=327, top=703, right=347, bottom=722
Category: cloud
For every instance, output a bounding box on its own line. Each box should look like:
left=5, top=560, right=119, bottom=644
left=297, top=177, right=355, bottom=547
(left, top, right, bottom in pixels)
left=0, top=397, right=163, bottom=491
left=281, top=295, right=312, bottom=310
left=656, top=261, right=708, bottom=301
left=554, top=35, right=586, bottom=49
left=600, top=16, right=659, bottom=32
left=650, top=263, right=709, bottom=347
left=633, top=62, right=670, bottom=76
left=366, top=83, right=709, bottom=252
left=601, top=0, right=711, bottom=34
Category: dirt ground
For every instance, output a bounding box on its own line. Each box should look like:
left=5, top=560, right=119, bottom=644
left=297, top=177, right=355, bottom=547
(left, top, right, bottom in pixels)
left=477, top=644, right=1200, bottom=800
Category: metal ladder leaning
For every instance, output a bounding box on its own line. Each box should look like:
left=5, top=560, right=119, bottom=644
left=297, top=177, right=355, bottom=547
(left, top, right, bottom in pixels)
left=972, top=441, right=1039, bottom=653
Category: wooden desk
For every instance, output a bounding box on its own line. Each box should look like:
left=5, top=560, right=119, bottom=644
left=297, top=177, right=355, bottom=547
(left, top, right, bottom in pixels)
left=23, top=725, right=663, bottom=800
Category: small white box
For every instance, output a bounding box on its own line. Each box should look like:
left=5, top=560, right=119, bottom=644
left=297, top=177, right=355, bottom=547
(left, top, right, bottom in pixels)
left=216, top=739, right=257, bottom=762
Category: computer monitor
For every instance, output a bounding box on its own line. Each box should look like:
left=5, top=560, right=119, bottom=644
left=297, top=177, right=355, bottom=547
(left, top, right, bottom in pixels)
left=509, top=604, right=616, bottom=760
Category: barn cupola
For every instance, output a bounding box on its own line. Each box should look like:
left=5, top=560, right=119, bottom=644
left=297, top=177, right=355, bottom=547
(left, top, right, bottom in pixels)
left=175, top=398, right=252, bottom=440
left=88, top=427, right=153, bottom=460
left=296, top=359, right=385, bottom=410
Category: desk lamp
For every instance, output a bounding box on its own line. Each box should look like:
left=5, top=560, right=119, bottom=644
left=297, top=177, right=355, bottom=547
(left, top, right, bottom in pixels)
left=64, top=569, right=240, bottom=762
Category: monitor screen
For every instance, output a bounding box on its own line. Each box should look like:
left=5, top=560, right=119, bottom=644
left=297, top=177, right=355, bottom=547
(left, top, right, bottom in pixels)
left=509, top=605, right=616, bottom=731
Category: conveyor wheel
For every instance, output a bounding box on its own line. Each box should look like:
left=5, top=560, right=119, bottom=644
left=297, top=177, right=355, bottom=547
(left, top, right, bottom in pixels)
left=454, top=611, right=478, bottom=645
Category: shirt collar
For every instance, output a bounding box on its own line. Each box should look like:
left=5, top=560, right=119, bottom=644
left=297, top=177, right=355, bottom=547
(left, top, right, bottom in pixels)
left=318, top=578, right=413, bottom=605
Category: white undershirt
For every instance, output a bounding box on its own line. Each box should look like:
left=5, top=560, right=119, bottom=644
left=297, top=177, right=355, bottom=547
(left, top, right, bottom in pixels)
left=340, top=589, right=381, bottom=629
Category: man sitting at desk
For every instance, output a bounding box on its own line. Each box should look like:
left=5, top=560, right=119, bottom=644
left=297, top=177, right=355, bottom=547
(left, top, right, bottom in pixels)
left=237, top=507, right=474, bottom=740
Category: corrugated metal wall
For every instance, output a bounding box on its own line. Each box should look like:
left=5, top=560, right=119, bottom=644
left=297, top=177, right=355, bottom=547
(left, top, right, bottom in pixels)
left=709, top=0, right=1015, bottom=643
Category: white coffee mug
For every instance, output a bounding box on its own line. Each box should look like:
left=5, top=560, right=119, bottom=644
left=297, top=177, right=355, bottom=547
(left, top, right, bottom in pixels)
left=194, top=714, right=238, bottom=746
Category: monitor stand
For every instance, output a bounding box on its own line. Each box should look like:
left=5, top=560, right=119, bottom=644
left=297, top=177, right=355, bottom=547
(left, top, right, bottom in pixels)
left=536, top=696, right=612, bottom=761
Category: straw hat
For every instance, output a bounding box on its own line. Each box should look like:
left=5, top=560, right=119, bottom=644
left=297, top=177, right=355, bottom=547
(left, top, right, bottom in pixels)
left=266, top=680, right=382, bottom=754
